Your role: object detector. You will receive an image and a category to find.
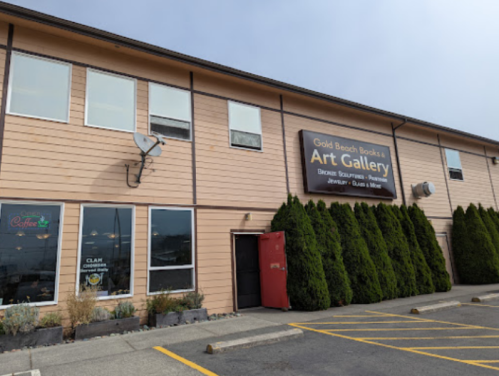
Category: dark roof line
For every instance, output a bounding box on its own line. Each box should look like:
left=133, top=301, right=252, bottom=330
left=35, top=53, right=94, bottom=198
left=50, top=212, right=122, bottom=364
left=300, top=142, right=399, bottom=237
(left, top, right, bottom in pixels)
left=0, top=1, right=497, bottom=147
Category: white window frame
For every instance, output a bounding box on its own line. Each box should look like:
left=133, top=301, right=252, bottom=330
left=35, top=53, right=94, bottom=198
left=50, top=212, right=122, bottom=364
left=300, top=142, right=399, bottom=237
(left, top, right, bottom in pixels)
left=7, top=51, right=72, bottom=123
left=0, top=200, right=65, bottom=310
left=84, top=68, right=137, bottom=133
left=228, top=100, right=263, bottom=152
left=148, top=82, right=192, bottom=142
left=147, top=206, right=195, bottom=295
left=75, top=203, right=135, bottom=301
left=445, top=148, right=465, bottom=181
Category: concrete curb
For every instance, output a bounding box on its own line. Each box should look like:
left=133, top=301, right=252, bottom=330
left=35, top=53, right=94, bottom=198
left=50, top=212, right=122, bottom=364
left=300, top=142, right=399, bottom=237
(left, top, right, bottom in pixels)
left=471, top=293, right=499, bottom=303
left=206, top=328, right=303, bottom=354
left=410, top=301, right=461, bottom=314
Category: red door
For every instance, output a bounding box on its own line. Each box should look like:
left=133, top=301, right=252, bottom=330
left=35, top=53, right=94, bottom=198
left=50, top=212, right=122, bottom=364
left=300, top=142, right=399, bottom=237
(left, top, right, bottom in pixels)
left=258, top=231, right=290, bottom=309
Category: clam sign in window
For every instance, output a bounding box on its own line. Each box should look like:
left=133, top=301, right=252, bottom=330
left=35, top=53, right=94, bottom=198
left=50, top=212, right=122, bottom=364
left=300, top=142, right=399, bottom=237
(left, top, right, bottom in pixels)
left=299, top=130, right=397, bottom=199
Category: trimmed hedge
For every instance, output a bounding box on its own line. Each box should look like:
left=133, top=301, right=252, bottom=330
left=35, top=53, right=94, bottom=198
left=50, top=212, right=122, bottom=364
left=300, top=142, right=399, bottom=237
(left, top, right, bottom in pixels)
left=479, top=205, right=499, bottom=257
left=354, top=203, right=397, bottom=300
left=329, top=203, right=382, bottom=304
left=393, top=205, right=435, bottom=295
left=271, top=195, right=330, bottom=310
left=409, top=204, right=451, bottom=292
left=452, top=206, right=471, bottom=284
left=487, top=207, right=499, bottom=234
left=307, top=200, right=353, bottom=306
left=461, top=203, right=499, bottom=284
left=375, top=203, right=418, bottom=297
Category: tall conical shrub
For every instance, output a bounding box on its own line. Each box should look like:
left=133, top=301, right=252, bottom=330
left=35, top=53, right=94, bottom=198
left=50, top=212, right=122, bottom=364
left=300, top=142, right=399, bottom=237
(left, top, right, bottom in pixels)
left=354, top=203, right=397, bottom=300
left=452, top=206, right=472, bottom=283
left=306, top=200, right=353, bottom=306
left=487, top=207, right=499, bottom=234
left=375, top=203, right=418, bottom=297
left=271, top=195, right=330, bottom=310
left=329, top=203, right=382, bottom=304
left=462, top=203, right=499, bottom=284
left=409, top=204, right=451, bottom=292
left=479, top=205, right=499, bottom=257
left=393, top=205, right=435, bottom=295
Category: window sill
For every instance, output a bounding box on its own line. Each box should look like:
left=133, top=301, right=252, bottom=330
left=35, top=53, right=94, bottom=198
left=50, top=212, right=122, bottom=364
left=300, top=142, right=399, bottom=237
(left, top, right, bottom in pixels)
left=147, top=287, right=195, bottom=296
left=0, top=301, right=57, bottom=311
left=7, top=111, right=69, bottom=124
left=230, top=144, right=263, bottom=153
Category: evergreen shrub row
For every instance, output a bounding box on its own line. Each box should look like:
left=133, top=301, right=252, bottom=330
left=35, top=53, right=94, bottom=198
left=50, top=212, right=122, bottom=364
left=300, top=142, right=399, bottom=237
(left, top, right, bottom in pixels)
left=271, top=195, right=451, bottom=311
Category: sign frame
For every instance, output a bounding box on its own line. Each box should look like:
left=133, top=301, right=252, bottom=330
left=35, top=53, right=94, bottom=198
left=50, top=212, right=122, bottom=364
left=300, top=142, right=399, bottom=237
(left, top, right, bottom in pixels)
left=299, top=130, right=397, bottom=200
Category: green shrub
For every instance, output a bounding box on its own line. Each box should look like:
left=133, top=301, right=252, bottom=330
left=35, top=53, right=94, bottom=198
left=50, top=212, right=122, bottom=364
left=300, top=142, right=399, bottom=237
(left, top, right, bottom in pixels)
left=3, top=303, right=39, bottom=336
left=306, top=200, right=352, bottom=306
left=393, top=205, right=435, bottom=295
left=354, top=203, right=397, bottom=301
left=90, top=307, right=111, bottom=323
left=452, top=206, right=472, bottom=283
left=39, top=313, right=63, bottom=328
left=409, top=204, right=452, bottom=292
left=375, top=203, right=417, bottom=297
left=487, top=207, right=499, bottom=233
left=271, top=195, right=330, bottom=310
left=0, top=320, right=4, bottom=336
left=182, top=292, right=205, bottom=310
left=67, top=285, right=98, bottom=327
left=146, top=291, right=187, bottom=314
left=329, top=203, right=382, bottom=304
left=462, top=204, right=499, bottom=284
left=479, top=205, right=499, bottom=257
left=113, top=301, right=136, bottom=319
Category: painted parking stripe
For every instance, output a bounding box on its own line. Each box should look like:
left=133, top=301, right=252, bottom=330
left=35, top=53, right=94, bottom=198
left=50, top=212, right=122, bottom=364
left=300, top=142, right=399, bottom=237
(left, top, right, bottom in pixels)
left=360, top=335, right=499, bottom=340
left=406, top=346, right=499, bottom=350
left=154, top=346, right=219, bottom=376
left=293, top=321, right=427, bottom=324
left=322, top=327, right=476, bottom=332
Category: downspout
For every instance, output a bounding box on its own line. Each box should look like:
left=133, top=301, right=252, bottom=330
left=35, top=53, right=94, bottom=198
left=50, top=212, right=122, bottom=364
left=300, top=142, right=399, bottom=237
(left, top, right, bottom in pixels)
left=392, top=119, right=407, bottom=206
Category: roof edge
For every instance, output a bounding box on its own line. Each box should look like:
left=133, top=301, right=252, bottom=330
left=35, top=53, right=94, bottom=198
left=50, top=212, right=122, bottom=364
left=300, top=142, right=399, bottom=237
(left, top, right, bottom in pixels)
left=0, top=1, right=497, bottom=147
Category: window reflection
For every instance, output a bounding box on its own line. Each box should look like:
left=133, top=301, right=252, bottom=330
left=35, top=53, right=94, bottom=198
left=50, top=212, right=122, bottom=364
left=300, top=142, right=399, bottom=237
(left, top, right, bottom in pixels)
left=0, top=204, right=61, bottom=306
left=79, top=207, right=132, bottom=297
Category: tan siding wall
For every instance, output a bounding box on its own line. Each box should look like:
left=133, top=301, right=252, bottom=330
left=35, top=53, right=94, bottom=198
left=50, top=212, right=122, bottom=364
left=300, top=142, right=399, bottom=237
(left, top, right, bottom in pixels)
left=1, top=66, right=194, bottom=205
left=398, top=139, right=452, bottom=217
left=194, top=94, right=287, bottom=208
left=285, top=113, right=403, bottom=207
left=197, top=209, right=274, bottom=313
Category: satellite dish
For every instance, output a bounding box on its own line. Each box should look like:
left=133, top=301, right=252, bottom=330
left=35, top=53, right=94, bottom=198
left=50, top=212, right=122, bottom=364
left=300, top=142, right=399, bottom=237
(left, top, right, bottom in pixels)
left=134, top=132, right=163, bottom=157
left=126, top=132, right=167, bottom=188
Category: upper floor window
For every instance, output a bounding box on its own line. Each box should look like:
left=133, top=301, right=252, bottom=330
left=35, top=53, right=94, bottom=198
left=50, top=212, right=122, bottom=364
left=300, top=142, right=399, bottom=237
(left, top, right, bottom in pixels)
left=85, top=69, right=136, bottom=132
left=228, top=101, right=262, bottom=151
left=445, top=149, right=464, bottom=181
left=7, top=52, right=71, bottom=122
left=149, top=83, right=191, bottom=141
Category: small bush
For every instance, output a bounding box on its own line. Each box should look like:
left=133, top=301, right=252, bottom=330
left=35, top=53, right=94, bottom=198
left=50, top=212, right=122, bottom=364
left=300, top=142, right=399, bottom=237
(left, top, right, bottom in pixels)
left=479, top=205, right=499, bottom=257
left=146, top=290, right=184, bottom=314
left=113, top=301, right=136, bottom=319
left=67, top=285, right=98, bottom=327
left=3, top=303, right=39, bottom=336
left=90, top=307, right=111, bottom=323
left=329, top=203, right=382, bottom=304
left=452, top=206, right=471, bottom=283
left=0, top=320, right=5, bottom=336
left=39, top=312, right=63, bottom=328
left=182, top=292, right=205, bottom=310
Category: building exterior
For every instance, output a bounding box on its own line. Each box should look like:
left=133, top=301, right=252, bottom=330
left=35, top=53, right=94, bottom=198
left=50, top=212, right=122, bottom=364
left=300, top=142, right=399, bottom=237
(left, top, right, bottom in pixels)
left=0, top=2, right=497, bottom=324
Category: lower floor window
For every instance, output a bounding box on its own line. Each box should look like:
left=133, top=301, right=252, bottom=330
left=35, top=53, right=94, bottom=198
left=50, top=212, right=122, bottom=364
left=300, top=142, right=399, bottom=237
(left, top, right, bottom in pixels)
left=78, top=206, right=134, bottom=298
left=149, top=207, right=195, bottom=293
left=0, top=203, right=62, bottom=306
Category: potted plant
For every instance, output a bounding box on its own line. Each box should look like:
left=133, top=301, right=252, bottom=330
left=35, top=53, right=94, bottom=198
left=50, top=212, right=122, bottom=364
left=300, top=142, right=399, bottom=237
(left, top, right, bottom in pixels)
left=179, top=292, right=207, bottom=324
left=0, top=303, right=63, bottom=352
left=147, top=291, right=207, bottom=327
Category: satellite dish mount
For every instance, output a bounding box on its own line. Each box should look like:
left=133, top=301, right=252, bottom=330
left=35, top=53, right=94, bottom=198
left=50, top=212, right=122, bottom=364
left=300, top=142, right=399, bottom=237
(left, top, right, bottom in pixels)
left=126, top=132, right=166, bottom=188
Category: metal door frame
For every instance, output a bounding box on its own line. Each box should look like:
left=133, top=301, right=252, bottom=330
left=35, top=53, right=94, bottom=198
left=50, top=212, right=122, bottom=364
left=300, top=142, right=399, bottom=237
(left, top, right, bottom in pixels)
left=230, top=230, right=265, bottom=312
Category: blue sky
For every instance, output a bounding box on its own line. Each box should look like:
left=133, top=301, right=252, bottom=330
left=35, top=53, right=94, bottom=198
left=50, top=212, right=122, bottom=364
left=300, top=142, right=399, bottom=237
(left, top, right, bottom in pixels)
left=5, top=0, right=499, bottom=140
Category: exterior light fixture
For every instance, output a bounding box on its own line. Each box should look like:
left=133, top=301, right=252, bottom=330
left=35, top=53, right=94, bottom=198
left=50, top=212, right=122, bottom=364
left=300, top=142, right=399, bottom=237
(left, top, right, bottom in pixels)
left=412, top=182, right=435, bottom=199
left=245, top=213, right=253, bottom=221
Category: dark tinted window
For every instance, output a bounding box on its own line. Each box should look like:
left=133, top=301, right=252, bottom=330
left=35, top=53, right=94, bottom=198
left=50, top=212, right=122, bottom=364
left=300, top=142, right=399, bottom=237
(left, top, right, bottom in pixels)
left=0, top=203, right=61, bottom=306
left=449, top=168, right=464, bottom=181
left=79, top=207, right=133, bottom=298
left=150, top=209, right=192, bottom=267
left=149, top=270, right=193, bottom=292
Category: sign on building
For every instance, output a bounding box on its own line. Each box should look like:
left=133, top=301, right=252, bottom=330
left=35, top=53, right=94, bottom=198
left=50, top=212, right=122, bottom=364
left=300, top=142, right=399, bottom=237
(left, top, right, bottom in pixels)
left=300, top=130, right=397, bottom=199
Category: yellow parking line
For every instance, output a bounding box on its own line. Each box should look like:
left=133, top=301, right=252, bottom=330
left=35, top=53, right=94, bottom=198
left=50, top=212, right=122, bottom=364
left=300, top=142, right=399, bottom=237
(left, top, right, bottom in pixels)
left=154, top=346, right=219, bottom=376
left=407, top=346, right=499, bottom=350
left=469, top=361, right=499, bottom=363
left=289, top=323, right=499, bottom=372
left=462, top=303, right=499, bottom=308
left=296, top=321, right=426, bottom=325
left=322, top=327, right=475, bottom=332
left=361, top=335, right=499, bottom=340
left=366, top=310, right=499, bottom=331
left=332, top=314, right=389, bottom=318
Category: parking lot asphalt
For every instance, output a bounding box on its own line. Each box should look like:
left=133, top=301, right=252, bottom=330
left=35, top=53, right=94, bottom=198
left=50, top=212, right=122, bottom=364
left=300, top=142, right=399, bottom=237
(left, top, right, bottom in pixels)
left=166, top=300, right=499, bottom=375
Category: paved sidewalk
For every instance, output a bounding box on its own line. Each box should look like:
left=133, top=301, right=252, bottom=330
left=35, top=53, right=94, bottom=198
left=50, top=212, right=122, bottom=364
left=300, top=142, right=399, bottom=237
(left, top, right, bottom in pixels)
left=1, top=284, right=497, bottom=376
